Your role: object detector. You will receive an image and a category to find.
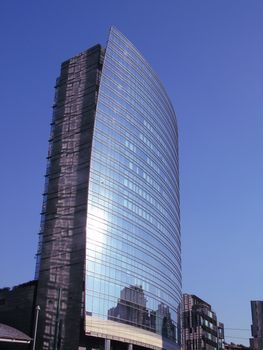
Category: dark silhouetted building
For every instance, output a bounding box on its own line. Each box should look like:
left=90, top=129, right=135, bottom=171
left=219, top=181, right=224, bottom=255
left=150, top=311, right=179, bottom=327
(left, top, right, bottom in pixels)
left=0, top=280, right=37, bottom=337
left=224, top=342, right=250, bottom=350
left=250, top=301, right=263, bottom=350
left=182, top=294, right=224, bottom=350
left=34, top=27, right=181, bottom=350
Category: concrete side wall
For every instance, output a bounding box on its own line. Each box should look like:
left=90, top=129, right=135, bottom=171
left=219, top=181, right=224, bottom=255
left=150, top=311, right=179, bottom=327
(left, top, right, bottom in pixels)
left=35, top=45, right=104, bottom=350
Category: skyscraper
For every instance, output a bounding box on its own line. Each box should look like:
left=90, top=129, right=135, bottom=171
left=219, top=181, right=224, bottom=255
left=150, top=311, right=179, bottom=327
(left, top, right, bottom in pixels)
left=35, top=27, right=181, bottom=350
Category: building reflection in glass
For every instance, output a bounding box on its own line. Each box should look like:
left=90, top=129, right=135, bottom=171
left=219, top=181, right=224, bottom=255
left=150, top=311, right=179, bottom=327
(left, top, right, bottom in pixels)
left=108, top=285, right=176, bottom=341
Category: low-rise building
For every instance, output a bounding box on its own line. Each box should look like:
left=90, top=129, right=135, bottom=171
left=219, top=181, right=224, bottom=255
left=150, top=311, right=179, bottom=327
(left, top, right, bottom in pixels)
left=0, top=280, right=37, bottom=337
left=250, top=301, right=263, bottom=350
left=224, top=342, right=250, bottom=350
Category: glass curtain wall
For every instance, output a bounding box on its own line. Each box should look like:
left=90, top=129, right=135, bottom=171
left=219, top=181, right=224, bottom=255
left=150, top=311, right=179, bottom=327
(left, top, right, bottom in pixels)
left=85, top=27, right=181, bottom=347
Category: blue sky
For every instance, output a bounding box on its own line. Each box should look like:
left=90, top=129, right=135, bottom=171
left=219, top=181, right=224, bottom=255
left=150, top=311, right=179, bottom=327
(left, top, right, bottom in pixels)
left=0, top=0, right=262, bottom=345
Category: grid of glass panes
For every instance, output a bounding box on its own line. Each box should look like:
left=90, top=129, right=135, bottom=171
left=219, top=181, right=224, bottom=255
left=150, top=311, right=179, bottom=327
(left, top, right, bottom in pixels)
left=85, top=27, right=181, bottom=342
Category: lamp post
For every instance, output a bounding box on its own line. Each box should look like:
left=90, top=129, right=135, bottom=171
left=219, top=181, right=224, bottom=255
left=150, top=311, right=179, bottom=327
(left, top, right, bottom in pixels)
left=32, top=305, right=40, bottom=350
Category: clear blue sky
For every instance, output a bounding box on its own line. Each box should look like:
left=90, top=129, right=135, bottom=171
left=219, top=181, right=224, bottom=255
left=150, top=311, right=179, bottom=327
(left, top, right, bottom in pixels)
left=0, top=0, right=262, bottom=345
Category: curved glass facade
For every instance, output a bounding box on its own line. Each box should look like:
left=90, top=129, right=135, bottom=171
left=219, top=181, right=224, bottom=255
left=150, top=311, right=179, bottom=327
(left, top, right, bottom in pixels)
left=85, top=27, right=181, bottom=349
